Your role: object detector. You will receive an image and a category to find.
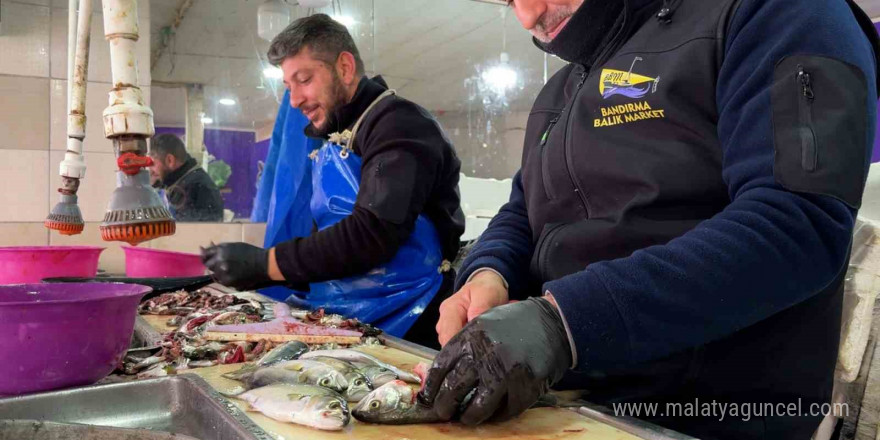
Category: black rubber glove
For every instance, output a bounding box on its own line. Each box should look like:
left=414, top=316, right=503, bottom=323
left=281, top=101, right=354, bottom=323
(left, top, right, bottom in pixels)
left=200, top=242, right=274, bottom=291
left=419, top=297, right=572, bottom=425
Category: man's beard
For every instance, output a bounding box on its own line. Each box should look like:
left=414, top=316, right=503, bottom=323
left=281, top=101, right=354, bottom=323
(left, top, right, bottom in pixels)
left=312, top=70, right=351, bottom=136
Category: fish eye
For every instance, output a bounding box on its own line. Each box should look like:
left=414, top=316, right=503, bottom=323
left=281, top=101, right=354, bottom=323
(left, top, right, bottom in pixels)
left=319, top=378, right=330, bottom=387
left=369, top=400, right=381, bottom=410
left=354, top=379, right=364, bottom=386
left=328, top=401, right=341, bottom=410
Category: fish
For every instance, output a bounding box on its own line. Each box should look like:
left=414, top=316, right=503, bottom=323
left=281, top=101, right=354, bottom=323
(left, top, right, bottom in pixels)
left=258, top=341, right=309, bottom=367
left=300, top=349, right=421, bottom=384
left=352, top=380, right=588, bottom=425
left=221, top=340, right=310, bottom=380
left=307, top=356, right=373, bottom=402
left=236, top=383, right=350, bottom=430
left=359, top=365, right=399, bottom=388
left=225, top=360, right=349, bottom=395
left=352, top=380, right=440, bottom=424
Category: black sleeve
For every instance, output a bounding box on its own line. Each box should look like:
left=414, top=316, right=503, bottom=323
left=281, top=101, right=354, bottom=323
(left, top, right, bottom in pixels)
left=274, top=99, right=447, bottom=284
left=275, top=206, right=411, bottom=283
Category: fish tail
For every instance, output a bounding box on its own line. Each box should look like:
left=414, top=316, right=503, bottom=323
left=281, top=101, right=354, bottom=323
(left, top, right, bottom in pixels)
left=219, top=386, right=247, bottom=398
left=222, top=363, right=258, bottom=380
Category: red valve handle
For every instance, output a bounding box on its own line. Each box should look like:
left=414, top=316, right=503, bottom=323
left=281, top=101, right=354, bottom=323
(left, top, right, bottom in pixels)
left=117, top=152, right=154, bottom=175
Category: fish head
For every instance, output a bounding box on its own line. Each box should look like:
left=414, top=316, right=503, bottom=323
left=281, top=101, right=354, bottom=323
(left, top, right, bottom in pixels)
left=361, top=366, right=398, bottom=388
left=309, top=368, right=348, bottom=394
left=302, top=394, right=351, bottom=430
left=344, top=372, right=373, bottom=402
left=352, top=380, right=414, bottom=423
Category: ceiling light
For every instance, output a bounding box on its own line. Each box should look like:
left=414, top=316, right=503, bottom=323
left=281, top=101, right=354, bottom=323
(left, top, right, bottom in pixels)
left=200, top=116, right=214, bottom=124
left=332, top=15, right=356, bottom=27
left=481, top=64, right=518, bottom=94
left=299, top=0, right=331, bottom=7
left=218, top=98, right=236, bottom=106
left=257, top=0, right=290, bottom=42
left=263, top=66, right=283, bottom=79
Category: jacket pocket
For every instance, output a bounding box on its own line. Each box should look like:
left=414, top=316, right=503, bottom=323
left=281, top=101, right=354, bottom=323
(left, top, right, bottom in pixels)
left=772, top=55, right=870, bottom=209
left=529, top=222, right=567, bottom=282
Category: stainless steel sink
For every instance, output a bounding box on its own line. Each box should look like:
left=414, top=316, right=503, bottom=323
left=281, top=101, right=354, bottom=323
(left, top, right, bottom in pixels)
left=0, top=374, right=271, bottom=440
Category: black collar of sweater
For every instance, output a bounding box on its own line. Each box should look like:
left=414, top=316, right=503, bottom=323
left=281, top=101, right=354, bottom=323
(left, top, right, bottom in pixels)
left=533, top=0, right=664, bottom=66
left=304, top=75, right=390, bottom=140
left=161, top=156, right=198, bottom=188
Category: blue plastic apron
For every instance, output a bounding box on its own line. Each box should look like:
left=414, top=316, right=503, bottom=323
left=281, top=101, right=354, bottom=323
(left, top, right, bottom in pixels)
left=285, top=91, right=445, bottom=337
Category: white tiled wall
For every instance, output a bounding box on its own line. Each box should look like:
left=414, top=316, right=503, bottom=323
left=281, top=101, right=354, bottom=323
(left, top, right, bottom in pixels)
left=0, top=1, right=51, bottom=77
left=0, top=0, right=264, bottom=273
left=0, top=75, right=50, bottom=151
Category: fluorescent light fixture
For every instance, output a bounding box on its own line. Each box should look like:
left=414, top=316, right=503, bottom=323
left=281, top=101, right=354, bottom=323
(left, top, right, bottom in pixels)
left=332, top=15, right=356, bottom=27
left=257, top=0, right=290, bottom=42
left=263, top=66, right=283, bottom=79
left=481, top=64, right=518, bottom=94
left=218, top=98, right=236, bottom=106
left=200, top=116, right=214, bottom=124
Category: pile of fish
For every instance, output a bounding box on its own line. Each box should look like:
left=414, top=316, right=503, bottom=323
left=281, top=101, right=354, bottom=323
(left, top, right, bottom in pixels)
left=138, top=290, right=261, bottom=316
left=124, top=289, right=383, bottom=379
left=222, top=346, right=425, bottom=430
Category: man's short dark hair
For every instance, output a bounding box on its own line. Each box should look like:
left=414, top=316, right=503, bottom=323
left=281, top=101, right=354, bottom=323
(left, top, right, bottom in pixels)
left=151, top=133, right=189, bottom=161
left=267, top=13, right=365, bottom=75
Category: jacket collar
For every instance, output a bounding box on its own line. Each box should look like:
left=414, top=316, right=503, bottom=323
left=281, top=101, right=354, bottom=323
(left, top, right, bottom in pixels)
left=161, top=156, right=198, bottom=188
left=304, top=75, right=389, bottom=139
left=533, top=0, right=663, bottom=66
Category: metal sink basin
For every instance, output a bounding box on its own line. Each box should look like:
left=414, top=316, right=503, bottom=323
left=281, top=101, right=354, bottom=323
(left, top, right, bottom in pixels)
left=0, top=375, right=271, bottom=440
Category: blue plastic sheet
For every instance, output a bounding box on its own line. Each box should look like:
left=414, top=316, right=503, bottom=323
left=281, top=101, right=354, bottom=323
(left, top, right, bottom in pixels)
left=251, top=91, right=320, bottom=301
left=285, top=142, right=444, bottom=337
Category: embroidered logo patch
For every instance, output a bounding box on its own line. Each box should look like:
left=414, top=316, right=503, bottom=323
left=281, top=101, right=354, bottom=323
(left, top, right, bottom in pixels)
left=594, top=57, right=666, bottom=128
left=599, top=57, right=660, bottom=100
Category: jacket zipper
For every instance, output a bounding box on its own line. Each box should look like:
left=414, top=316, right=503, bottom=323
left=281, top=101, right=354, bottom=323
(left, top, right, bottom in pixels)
left=552, top=3, right=633, bottom=216
left=560, top=69, right=592, bottom=216
left=797, top=65, right=818, bottom=172
left=540, top=116, right=560, bottom=199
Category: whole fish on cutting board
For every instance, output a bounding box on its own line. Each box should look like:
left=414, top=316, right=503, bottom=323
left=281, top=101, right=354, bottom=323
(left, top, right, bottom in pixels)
left=224, top=360, right=348, bottom=395
left=222, top=340, right=310, bottom=380
left=307, top=355, right=373, bottom=402
left=258, top=340, right=309, bottom=366
left=300, top=349, right=421, bottom=384
left=358, top=365, right=399, bottom=388
left=235, top=383, right=351, bottom=431
left=353, top=379, right=589, bottom=425
left=352, top=380, right=439, bottom=424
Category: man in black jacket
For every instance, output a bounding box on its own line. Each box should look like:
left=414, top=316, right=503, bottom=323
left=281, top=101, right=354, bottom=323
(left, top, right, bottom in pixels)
left=422, top=0, right=879, bottom=438
left=150, top=133, right=223, bottom=222
left=202, top=14, right=465, bottom=347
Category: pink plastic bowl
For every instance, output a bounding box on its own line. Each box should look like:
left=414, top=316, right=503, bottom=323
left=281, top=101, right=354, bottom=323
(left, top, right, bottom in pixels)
left=0, top=283, right=151, bottom=396
left=123, top=246, right=205, bottom=278
left=0, top=246, right=104, bottom=284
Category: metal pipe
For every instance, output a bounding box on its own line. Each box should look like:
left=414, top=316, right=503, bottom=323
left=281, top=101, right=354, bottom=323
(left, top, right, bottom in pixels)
left=61, top=0, right=92, bottom=188
left=46, top=0, right=91, bottom=235
left=101, top=0, right=154, bottom=141
left=67, top=0, right=78, bottom=118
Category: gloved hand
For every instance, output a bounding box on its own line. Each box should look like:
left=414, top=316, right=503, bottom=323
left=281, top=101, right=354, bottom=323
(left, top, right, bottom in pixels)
left=200, top=242, right=273, bottom=291
left=419, top=297, right=572, bottom=425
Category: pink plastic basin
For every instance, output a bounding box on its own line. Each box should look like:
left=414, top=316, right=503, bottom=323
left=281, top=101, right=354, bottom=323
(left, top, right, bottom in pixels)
left=123, top=246, right=205, bottom=278
left=0, top=283, right=151, bottom=396
left=0, top=246, right=104, bottom=284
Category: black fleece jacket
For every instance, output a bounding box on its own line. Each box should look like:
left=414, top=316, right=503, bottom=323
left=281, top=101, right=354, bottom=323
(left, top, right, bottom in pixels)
left=274, top=76, right=465, bottom=286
